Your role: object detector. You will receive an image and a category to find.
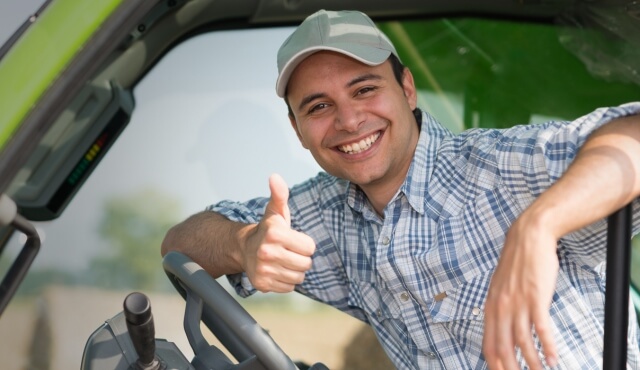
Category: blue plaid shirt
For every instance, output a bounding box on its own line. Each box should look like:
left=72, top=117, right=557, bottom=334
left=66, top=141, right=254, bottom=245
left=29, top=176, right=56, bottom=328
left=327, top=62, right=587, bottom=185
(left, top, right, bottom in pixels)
left=211, top=103, right=640, bottom=369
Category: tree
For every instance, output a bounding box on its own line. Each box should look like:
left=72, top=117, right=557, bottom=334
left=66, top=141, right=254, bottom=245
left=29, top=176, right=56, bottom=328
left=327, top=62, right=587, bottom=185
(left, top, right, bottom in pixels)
left=88, top=189, right=181, bottom=291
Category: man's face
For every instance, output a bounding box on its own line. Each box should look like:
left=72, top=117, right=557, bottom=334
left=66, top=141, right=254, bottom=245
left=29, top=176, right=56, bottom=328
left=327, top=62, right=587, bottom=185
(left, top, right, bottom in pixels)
left=286, top=51, right=419, bottom=197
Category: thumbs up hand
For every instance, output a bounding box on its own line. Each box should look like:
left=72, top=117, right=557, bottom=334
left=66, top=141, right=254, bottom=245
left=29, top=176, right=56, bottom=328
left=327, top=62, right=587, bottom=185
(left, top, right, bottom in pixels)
left=265, top=173, right=292, bottom=226
left=242, top=174, right=316, bottom=293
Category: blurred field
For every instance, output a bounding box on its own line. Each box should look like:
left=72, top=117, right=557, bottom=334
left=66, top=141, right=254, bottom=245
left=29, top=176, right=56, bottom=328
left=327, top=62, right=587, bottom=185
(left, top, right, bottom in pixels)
left=0, top=286, right=393, bottom=370
left=0, top=299, right=36, bottom=370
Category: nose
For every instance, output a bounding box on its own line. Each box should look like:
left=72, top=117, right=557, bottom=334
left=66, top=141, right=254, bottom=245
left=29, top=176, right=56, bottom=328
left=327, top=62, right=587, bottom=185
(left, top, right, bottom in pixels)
left=334, top=103, right=364, bottom=132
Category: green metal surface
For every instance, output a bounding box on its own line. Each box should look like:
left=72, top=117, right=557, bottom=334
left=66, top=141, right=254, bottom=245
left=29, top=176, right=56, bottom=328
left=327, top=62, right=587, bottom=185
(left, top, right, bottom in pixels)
left=380, top=18, right=640, bottom=133
left=0, top=0, right=123, bottom=151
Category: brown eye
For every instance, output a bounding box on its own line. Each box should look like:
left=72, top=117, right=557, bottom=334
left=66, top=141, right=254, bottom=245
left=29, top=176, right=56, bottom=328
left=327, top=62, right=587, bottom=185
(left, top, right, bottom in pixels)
left=309, top=103, right=328, bottom=114
left=356, top=86, right=376, bottom=95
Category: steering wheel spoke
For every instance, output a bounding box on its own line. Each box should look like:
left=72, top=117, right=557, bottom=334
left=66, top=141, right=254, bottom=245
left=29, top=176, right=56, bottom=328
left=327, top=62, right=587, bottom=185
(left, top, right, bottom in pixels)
left=163, top=251, right=300, bottom=370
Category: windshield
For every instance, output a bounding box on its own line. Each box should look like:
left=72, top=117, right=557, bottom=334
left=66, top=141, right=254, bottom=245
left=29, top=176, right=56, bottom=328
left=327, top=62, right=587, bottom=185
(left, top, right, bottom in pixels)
left=0, top=13, right=639, bottom=370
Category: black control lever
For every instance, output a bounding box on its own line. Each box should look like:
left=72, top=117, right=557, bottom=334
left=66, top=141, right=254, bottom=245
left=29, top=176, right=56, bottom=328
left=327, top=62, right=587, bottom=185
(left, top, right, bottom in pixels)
left=123, top=292, right=165, bottom=370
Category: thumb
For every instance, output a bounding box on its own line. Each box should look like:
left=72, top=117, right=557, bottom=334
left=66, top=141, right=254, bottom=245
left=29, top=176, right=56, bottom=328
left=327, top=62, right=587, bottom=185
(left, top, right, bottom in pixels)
left=267, top=173, right=290, bottom=225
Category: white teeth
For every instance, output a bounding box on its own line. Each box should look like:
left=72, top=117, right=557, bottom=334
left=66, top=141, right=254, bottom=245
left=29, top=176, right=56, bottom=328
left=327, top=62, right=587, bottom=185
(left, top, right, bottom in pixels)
left=338, top=132, right=380, bottom=154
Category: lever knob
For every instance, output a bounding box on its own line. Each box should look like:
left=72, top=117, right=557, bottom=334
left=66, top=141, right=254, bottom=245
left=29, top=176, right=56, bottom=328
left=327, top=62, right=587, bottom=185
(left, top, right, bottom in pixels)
left=124, top=292, right=161, bottom=369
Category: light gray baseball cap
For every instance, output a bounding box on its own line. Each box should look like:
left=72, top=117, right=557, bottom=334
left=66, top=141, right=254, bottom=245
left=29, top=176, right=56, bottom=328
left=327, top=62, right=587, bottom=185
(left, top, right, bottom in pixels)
left=275, top=9, right=399, bottom=98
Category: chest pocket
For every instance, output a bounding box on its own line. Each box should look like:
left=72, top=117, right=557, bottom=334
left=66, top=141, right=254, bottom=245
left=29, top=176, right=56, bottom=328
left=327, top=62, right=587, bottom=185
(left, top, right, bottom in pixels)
left=429, top=269, right=492, bottom=323
left=427, top=269, right=492, bottom=363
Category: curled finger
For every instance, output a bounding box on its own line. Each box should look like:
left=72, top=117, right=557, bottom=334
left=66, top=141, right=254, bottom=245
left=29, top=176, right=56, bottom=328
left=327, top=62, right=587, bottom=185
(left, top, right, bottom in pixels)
left=533, top=307, right=557, bottom=367
left=514, top=314, right=543, bottom=370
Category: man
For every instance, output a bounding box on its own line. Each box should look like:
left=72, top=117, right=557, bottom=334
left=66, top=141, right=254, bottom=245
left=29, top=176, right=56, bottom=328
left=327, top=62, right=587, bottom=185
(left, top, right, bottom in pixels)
left=161, top=9, right=640, bottom=369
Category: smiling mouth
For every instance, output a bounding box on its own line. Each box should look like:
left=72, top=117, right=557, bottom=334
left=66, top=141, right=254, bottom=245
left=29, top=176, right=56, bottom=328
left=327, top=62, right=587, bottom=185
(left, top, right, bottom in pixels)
left=337, top=132, right=381, bottom=154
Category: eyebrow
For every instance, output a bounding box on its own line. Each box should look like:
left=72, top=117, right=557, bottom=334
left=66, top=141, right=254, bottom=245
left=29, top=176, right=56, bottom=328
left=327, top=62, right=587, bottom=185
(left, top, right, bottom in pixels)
left=348, top=73, right=383, bottom=88
left=296, top=73, right=384, bottom=112
left=298, top=92, right=327, bottom=112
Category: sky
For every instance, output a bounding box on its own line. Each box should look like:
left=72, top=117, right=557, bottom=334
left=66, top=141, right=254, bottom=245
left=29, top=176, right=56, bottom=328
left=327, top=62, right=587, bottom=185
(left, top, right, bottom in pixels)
left=0, top=2, right=322, bottom=270
left=56, top=29, right=321, bottom=270
left=0, top=0, right=45, bottom=46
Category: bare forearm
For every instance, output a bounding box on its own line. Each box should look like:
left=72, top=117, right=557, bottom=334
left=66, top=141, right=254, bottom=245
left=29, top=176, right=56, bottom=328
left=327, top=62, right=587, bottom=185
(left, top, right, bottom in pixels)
left=161, top=175, right=316, bottom=293
left=161, top=211, right=255, bottom=278
left=525, top=114, right=640, bottom=239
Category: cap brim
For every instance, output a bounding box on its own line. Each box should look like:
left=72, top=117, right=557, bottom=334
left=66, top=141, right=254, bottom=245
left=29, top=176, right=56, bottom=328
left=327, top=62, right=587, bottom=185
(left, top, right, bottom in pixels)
left=276, top=45, right=392, bottom=98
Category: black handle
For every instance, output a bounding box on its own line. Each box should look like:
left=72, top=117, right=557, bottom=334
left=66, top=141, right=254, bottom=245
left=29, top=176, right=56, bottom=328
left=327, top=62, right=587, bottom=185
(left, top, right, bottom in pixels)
left=0, top=213, right=40, bottom=317
left=603, top=203, right=633, bottom=369
left=124, top=292, right=161, bottom=369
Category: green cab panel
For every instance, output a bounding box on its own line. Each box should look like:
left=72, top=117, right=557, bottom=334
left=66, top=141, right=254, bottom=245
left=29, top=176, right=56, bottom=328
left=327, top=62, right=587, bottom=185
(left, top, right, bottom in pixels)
left=0, top=0, right=123, bottom=151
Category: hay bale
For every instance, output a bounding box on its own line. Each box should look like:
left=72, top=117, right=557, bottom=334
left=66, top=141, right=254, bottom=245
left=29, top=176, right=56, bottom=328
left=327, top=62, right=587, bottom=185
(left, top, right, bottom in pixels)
left=341, top=325, right=395, bottom=369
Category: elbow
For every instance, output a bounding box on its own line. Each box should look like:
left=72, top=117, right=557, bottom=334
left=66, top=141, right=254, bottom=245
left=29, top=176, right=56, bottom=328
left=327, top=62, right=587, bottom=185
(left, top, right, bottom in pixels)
left=161, top=224, right=180, bottom=257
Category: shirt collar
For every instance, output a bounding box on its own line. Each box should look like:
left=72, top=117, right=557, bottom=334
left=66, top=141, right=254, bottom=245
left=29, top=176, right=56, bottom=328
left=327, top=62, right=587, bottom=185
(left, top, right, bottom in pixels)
left=400, top=111, right=453, bottom=214
left=347, top=110, right=453, bottom=215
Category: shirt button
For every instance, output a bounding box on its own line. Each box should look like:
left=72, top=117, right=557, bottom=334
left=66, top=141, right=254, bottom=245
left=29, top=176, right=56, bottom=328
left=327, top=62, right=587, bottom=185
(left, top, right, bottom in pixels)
left=400, top=291, right=410, bottom=302
left=472, top=307, right=481, bottom=316
left=427, top=352, right=437, bottom=359
left=381, top=236, right=390, bottom=245
left=376, top=309, right=382, bottom=317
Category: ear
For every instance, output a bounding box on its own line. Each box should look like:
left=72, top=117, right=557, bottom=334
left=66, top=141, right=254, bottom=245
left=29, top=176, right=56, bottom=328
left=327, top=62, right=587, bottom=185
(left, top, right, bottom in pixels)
left=401, top=68, right=418, bottom=111
left=288, top=113, right=308, bottom=149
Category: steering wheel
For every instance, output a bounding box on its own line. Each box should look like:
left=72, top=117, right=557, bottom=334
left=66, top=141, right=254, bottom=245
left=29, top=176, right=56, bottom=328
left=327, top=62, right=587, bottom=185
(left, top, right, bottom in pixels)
left=163, top=251, right=305, bottom=370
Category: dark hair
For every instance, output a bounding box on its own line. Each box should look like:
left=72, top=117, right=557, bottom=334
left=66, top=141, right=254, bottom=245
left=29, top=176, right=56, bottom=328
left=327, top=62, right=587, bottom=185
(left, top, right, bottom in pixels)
left=388, top=54, right=422, bottom=126
left=285, top=53, right=421, bottom=125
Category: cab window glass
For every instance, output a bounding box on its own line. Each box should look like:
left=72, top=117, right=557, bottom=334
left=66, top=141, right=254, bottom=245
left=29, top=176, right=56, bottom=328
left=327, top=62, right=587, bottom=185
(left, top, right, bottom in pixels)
left=1, top=16, right=639, bottom=370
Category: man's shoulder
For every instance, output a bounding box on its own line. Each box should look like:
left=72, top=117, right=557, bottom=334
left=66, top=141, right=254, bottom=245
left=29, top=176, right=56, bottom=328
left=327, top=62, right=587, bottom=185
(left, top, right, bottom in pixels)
left=448, top=122, right=550, bottom=148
